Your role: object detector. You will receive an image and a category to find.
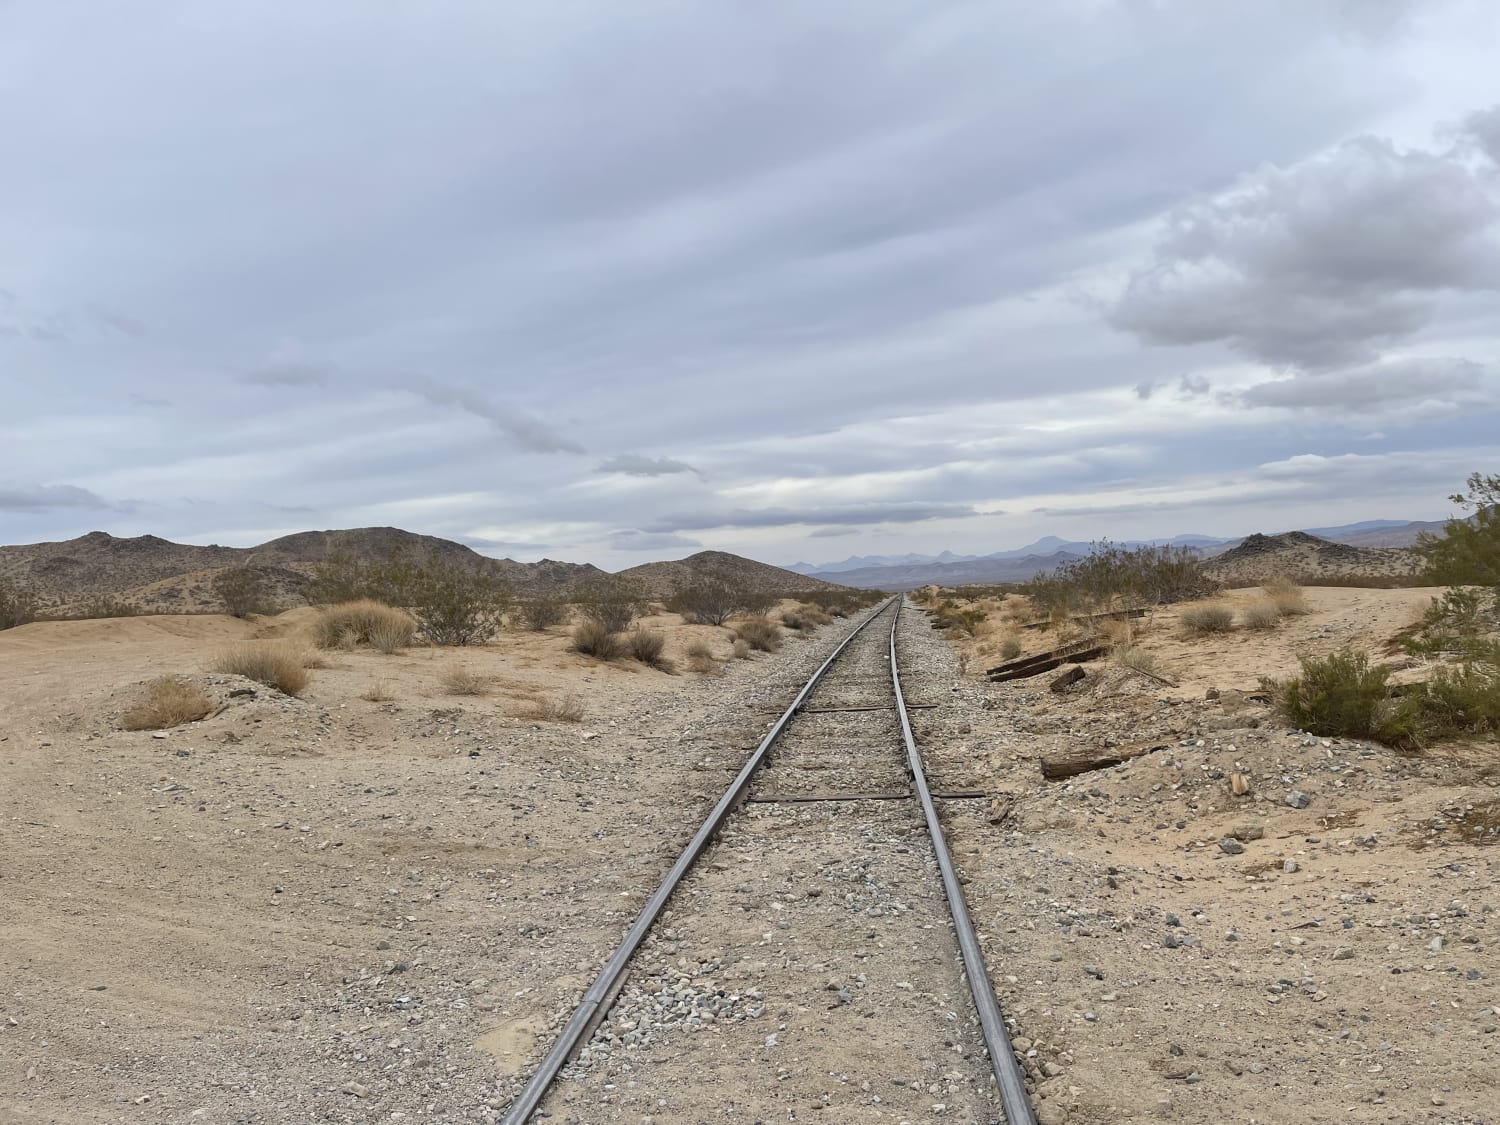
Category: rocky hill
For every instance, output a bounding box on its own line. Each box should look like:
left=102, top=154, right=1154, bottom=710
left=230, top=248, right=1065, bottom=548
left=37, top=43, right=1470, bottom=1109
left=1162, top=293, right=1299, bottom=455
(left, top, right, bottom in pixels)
left=1203, top=531, right=1419, bottom=585
left=616, top=550, right=845, bottom=599
left=0, top=528, right=607, bottom=613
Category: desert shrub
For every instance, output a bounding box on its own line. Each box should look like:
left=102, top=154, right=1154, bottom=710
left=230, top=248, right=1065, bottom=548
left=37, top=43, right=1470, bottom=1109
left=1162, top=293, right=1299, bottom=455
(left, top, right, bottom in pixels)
left=667, top=570, right=776, bottom=626
left=407, top=560, right=511, bottom=645
left=521, top=693, right=585, bottom=723
left=441, top=666, right=490, bottom=695
left=212, top=566, right=273, bottom=617
left=1261, top=576, right=1310, bottom=616
left=45, top=595, right=142, bottom=621
left=570, top=619, right=626, bottom=660
left=732, top=616, right=782, bottom=653
left=120, top=676, right=214, bottom=730
left=1389, top=662, right=1500, bottom=745
left=731, top=638, right=752, bottom=659
left=521, top=596, right=569, bottom=631
left=312, top=600, right=417, bottom=651
left=625, top=625, right=670, bottom=669
left=360, top=680, right=394, bottom=702
left=999, top=636, right=1022, bottom=660
left=1113, top=646, right=1160, bottom=676
left=1415, top=470, right=1500, bottom=592
left=1239, top=600, right=1282, bottom=630
left=0, top=579, right=36, bottom=630
left=573, top=574, right=648, bottom=633
left=684, top=638, right=717, bottom=673
left=780, top=604, right=832, bottom=631
left=930, top=601, right=986, bottom=635
left=306, top=549, right=403, bottom=605
left=212, top=642, right=309, bottom=695
left=1180, top=604, right=1234, bottom=635
left=1023, top=542, right=1218, bottom=622
left=1265, top=649, right=1394, bottom=741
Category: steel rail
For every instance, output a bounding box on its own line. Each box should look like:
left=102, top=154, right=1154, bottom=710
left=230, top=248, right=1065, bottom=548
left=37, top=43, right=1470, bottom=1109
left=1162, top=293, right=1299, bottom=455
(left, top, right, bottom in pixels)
left=499, top=597, right=898, bottom=1124
left=889, top=597, right=1038, bottom=1125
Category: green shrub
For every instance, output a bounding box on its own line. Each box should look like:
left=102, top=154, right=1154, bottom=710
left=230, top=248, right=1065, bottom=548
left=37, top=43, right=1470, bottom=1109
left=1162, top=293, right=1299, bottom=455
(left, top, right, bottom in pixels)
left=1266, top=649, right=1394, bottom=741
left=572, top=574, right=647, bottom=633
left=571, top=619, right=625, bottom=660
left=408, top=560, right=511, bottom=646
left=1390, top=662, right=1500, bottom=745
left=522, top=596, right=569, bottom=631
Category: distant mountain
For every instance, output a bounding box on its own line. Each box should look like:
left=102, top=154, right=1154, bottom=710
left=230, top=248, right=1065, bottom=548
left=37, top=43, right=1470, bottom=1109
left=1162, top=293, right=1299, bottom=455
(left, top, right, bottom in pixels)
left=0, top=527, right=607, bottom=613
left=1205, top=531, right=1419, bottom=584
left=795, top=534, right=1235, bottom=576
left=616, top=550, right=844, bottom=599
left=811, top=551, right=1090, bottom=591
left=1299, top=518, right=1450, bottom=548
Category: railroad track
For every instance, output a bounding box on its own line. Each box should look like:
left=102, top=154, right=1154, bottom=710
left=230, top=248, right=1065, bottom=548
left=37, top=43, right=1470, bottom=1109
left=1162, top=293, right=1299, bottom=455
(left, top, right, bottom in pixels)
left=501, top=598, right=1037, bottom=1124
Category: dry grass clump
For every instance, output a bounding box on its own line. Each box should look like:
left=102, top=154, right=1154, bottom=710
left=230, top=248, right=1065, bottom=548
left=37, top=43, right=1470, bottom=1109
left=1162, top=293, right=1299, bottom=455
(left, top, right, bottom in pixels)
left=120, top=676, right=215, bottom=730
left=1262, top=576, right=1310, bottom=616
left=780, top=604, right=833, bottom=631
left=311, top=600, right=417, bottom=652
left=1113, top=645, right=1160, bottom=676
left=212, top=642, right=310, bottom=695
left=732, top=616, right=782, bottom=653
left=732, top=638, right=752, bottom=660
left=1180, top=603, right=1235, bottom=635
left=441, top=666, right=490, bottom=695
left=360, top=680, right=394, bottom=702
left=626, top=626, right=672, bottom=670
left=571, top=619, right=626, bottom=660
left=521, top=693, right=585, bottom=723
left=1240, top=599, right=1283, bottom=630
left=684, top=638, right=718, bottom=674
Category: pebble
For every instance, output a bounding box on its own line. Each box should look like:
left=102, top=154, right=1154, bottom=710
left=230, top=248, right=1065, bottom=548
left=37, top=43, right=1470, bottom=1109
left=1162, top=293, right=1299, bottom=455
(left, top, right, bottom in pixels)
left=1283, top=859, right=1298, bottom=874
left=1286, top=790, right=1312, bottom=809
left=1218, top=837, right=1246, bottom=855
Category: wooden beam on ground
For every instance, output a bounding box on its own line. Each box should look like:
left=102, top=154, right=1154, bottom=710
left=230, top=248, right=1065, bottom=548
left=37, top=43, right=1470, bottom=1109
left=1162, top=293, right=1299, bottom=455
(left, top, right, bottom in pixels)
left=1039, top=739, right=1174, bottom=781
left=988, top=645, right=1107, bottom=683
left=1019, top=607, right=1148, bottom=631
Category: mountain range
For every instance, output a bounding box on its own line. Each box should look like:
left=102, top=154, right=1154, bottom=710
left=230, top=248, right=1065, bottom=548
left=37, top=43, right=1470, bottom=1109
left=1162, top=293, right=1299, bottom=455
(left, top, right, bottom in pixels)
left=789, top=518, right=1447, bottom=590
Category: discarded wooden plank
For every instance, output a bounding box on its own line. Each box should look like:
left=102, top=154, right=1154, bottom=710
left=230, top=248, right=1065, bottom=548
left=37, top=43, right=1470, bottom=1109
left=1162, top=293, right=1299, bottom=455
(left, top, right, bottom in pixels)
left=988, top=646, right=1106, bottom=683
left=1049, top=666, right=1085, bottom=692
left=985, top=636, right=1102, bottom=677
left=1039, top=738, right=1173, bottom=781
left=1020, top=606, right=1148, bottom=631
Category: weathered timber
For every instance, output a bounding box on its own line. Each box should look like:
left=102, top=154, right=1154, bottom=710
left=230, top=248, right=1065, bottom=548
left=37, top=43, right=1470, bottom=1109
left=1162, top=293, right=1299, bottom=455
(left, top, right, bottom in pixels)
left=1020, top=606, right=1149, bottom=631
left=1049, top=666, right=1085, bottom=692
left=985, top=636, right=1102, bottom=677
left=1039, top=739, right=1173, bottom=781
left=988, top=645, right=1107, bottom=683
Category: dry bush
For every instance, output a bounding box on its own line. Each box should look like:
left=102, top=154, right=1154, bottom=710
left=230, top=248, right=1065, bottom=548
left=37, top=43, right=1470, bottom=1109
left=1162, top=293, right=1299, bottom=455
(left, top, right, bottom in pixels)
left=570, top=619, right=626, bottom=660
left=360, top=680, right=394, bottom=702
left=212, top=642, right=309, bottom=695
left=299, top=647, right=332, bottom=669
left=1180, top=604, right=1235, bottom=635
left=312, top=600, right=417, bottom=650
left=572, top=574, right=647, bottom=633
left=212, top=566, right=273, bottom=617
left=684, top=638, right=717, bottom=673
left=1240, top=599, right=1283, bottom=630
left=1113, top=646, right=1160, bottom=676
left=781, top=604, right=833, bottom=631
left=1261, top=576, right=1310, bottom=616
left=732, top=616, right=782, bottom=653
left=732, top=638, right=752, bottom=660
left=625, top=625, right=671, bottom=669
left=441, top=666, right=490, bottom=695
left=521, top=596, right=569, bottom=631
left=0, top=578, right=37, bottom=631
left=521, top=693, right=585, bottom=723
left=999, top=636, right=1022, bottom=660
left=120, top=676, right=214, bottom=730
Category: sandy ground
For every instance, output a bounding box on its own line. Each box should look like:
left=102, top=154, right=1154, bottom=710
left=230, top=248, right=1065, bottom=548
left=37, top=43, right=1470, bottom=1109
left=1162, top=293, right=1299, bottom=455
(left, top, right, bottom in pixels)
left=2, top=588, right=1496, bottom=1124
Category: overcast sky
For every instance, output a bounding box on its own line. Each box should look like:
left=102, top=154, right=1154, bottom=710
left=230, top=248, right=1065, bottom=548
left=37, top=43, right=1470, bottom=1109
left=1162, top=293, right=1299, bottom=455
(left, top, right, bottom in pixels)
left=4, top=1, right=1499, bottom=569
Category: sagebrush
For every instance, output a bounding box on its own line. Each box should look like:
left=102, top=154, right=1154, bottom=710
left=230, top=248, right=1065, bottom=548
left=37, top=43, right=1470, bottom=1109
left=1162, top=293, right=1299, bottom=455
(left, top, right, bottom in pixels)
left=120, top=676, right=215, bottom=730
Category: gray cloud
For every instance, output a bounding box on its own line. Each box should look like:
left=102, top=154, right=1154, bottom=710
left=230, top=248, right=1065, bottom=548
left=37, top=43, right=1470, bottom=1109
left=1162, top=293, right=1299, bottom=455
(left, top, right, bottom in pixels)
left=1468, top=106, right=1500, bottom=165
left=1241, top=357, right=1488, bottom=410
left=1112, top=130, right=1500, bottom=368
left=808, top=526, right=861, bottom=538
left=606, top=529, right=703, bottom=551
left=595, top=454, right=700, bottom=477
left=244, top=363, right=333, bottom=387
left=0, top=483, right=113, bottom=513
left=649, top=502, right=980, bottom=533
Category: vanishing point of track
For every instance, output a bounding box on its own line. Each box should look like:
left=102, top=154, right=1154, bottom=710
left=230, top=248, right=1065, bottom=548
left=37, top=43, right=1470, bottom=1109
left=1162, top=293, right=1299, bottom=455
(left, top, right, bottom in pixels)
left=501, top=598, right=1037, bottom=1124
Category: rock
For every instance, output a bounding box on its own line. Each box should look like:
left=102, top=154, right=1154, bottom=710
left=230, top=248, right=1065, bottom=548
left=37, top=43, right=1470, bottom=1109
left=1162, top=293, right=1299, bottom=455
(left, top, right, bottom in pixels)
left=1230, top=821, right=1264, bottom=842
left=1428, top=937, right=1443, bottom=952
left=342, top=1082, right=369, bottom=1097
left=1083, top=965, right=1104, bottom=980
left=1283, top=859, right=1298, bottom=874
left=1286, top=790, right=1312, bottom=809
left=1163, top=932, right=1181, bottom=949
left=1333, top=946, right=1355, bottom=960
left=1219, top=837, right=1246, bottom=855
left=1205, top=687, right=1221, bottom=700
left=1037, top=1103, right=1069, bottom=1125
